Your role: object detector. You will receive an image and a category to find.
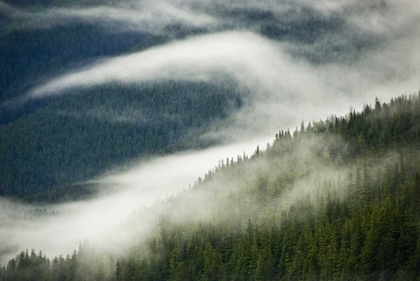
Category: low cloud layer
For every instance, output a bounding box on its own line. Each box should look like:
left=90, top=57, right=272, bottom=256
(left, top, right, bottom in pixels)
left=16, top=0, right=419, bottom=136
left=24, top=25, right=420, bottom=138
left=27, top=31, right=290, bottom=99
left=0, top=0, right=217, bottom=33
left=0, top=138, right=268, bottom=263
left=1, top=0, right=420, bottom=265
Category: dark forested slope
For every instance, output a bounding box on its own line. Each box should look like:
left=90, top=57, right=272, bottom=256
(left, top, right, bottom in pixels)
left=0, top=0, right=381, bottom=203
left=0, top=23, right=146, bottom=104
left=2, top=93, right=420, bottom=281
left=0, top=7, right=245, bottom=202
left=0, top=81, right=244, bottom=202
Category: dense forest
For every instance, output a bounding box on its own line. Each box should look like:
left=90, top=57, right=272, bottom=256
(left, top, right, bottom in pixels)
left=0, top=80, right=244, bottom=202
left=2, top=93, right=420, bottom=280
left=1, top=5, right=241, bottom=202
left=0, top=0, right=384, bottom=204
left=0, top=6, right=203, bottom=202
left=2, top=0, right=420, bottom=279
left=0, top=22, right=145, bottom=103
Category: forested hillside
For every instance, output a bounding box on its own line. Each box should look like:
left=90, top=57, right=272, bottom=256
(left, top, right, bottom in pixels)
left=0, top=5, right=247, bottom=202
left=0, top=23, right=145, bottom=104
left=0, top=7, right=172, bottom=202
left=2, top=0, right=413, bottom=207
left=0, top=81, right=243, bottom=202
left=2, top=94, right=420, bottom=281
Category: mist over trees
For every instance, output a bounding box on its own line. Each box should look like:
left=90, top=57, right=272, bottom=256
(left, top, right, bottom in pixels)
left=0, top=81, right=243, bottom=202
left=2, top=94, right=420, bottom=280
left=2, top=0, right=420, bottom=280
left=2, top=0, right=420, bottom=204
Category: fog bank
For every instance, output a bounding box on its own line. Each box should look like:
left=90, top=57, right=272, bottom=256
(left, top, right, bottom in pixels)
left=0, top=137, right=269, bottom=264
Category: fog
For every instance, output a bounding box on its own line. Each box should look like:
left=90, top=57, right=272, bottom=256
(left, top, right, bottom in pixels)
left=24, top=25, right=420, bottom=137
left=1, top=0, right=420, bottom=265
left=5, top=1, right=420, bottom=134
left=0, top=0, right=217, bottom=32
left=0, top=137, right=269, bottom=263
left=28, top=32, right=289, bottom=98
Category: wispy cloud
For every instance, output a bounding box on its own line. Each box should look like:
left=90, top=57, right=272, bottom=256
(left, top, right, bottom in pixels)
left=0, top=0, right=217, bottom=33
left=24, top=31, right=331, bottom=137
left=0, top=1, right=20, bottom=15
left=23, top=18, right=420, bottom=135
left=0, top=138, right=268, bottom=263
left=27, top=31, right=294, bottom=98
left=1, top=0, right=420, bottom=264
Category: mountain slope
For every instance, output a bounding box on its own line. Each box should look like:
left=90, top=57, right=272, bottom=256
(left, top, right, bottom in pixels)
left=0, top=81, right=244, bottom=202
left=2, top=93, right=420, bottom=280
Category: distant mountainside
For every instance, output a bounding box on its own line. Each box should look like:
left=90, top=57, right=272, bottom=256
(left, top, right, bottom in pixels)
left=0, top=0, right=382, bottom=203
left=0, top=23, right=145, bottom=103
left=0, top=81, right=244, bottom=202
left=0, top=5, right=246, bottom=202
left=2, top=94, right=420, bottom=280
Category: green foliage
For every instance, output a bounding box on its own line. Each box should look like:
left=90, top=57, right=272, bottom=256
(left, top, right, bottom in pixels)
left=0, top=81, right=243, bottom=202
left=0, top=23, right=144, bottom=104
left=3, top=94, right=420, bottom=280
